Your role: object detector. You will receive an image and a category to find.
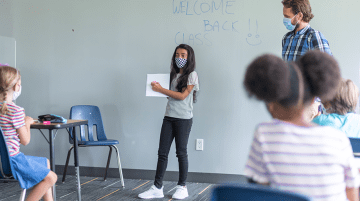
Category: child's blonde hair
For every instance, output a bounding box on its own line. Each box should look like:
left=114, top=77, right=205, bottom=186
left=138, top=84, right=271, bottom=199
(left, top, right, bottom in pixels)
left=323, top=79, right=359, bottom=115
left=0, top=66, right=20, bottom=114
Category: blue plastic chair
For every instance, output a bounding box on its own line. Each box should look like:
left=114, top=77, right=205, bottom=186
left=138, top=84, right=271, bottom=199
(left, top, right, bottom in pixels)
left=349, top=138, right=360, bottom=158
left=211, top=183, right=312, bottom=201
left=0, top=127, right=27, bottom=201
left=62, top=105, right=124, bottom=187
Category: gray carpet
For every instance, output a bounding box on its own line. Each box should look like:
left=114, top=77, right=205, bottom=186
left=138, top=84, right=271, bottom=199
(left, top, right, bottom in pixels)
left=0, top=175, right=214, bottom=201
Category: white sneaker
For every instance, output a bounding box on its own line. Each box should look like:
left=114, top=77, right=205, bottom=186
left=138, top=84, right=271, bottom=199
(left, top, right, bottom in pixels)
left=138, top=185, right=164, bottom=199
left=172, top=185, right=189, bottom=200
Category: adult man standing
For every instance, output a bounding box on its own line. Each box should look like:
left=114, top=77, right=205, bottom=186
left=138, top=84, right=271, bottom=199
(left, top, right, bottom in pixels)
left=282, top=0, right=332, bottom=61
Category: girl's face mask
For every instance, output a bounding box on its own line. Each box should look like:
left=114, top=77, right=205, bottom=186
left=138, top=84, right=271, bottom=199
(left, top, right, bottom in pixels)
left=13, top=70, right=21, bottom=101
left=175, top=58, right=187, bottom=68
left=13, top=84, right=21, bottom=101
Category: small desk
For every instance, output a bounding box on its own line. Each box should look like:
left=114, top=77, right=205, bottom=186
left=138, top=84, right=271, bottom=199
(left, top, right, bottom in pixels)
left=31, top=119, right=88, bottom=201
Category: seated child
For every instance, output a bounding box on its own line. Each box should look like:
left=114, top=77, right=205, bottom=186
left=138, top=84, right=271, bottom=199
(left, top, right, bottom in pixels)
left=0, top=65, right=57, bottom=201
left=312, top=79, right=360, bottom=138
left=243, top=51, right=359, bottom=201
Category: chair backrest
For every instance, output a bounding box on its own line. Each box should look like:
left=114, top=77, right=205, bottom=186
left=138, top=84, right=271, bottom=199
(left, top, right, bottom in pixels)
left=0, top=126, right=14, bottom=179
left=211, top=183, right=312, bottom=201
left=349, top=137, right=360, bottom=157
left=69, top=105, right=107, bottom=143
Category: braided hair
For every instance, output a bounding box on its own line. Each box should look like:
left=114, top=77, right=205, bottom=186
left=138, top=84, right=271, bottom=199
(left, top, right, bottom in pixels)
left=0, top=66, right=20, bottom=115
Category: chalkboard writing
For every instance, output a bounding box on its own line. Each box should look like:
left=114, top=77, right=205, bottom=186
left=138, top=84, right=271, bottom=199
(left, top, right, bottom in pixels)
left=246, top=19, right=262, bottom=46
left=173, top=0, right=236, bottom=15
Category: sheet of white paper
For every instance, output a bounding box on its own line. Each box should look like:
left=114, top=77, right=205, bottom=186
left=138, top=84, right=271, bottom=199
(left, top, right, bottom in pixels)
left=146, top=74, right=170, bottom=97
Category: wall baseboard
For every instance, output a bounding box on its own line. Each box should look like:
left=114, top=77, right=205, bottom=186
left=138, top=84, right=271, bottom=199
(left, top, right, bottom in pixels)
left=55, top=165, right=247, bottom=184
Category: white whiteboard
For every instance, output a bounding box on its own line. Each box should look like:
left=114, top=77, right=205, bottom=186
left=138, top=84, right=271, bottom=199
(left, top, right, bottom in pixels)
left=0, top=35, right=16, bottom=67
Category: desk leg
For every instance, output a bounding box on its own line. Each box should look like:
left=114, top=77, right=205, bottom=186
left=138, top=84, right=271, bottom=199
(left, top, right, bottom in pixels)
left=73, top=127, right=81, bottom=201
left=49, top=129, right=56, bottom=201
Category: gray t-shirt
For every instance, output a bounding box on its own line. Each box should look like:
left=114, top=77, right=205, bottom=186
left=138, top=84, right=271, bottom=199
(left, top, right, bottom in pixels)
left=164, top=71, right=199, bottom=119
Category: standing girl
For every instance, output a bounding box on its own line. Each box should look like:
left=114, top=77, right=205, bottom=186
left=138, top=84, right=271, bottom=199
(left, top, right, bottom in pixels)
left=138, top=44, right=199, bottom=200
left=0, top=65, right=57, bottom=201
left=243, top=51, right=359, bottom=201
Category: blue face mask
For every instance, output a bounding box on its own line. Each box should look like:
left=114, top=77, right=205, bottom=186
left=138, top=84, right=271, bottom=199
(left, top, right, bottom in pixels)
left=175, top=58, right=187, bottom=69
left=283, top=14, right=298, bottom=31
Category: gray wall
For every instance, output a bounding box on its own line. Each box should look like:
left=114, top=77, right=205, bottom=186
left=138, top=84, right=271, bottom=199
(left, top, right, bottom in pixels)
left=1, top=0, right=360, bottom=175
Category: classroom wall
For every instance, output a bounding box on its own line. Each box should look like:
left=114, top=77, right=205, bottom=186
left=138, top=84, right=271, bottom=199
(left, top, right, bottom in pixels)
left=1, top=0, right=360, bottom=176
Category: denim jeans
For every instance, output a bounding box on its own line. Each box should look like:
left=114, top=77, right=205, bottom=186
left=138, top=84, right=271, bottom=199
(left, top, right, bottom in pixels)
left=154, top=116, right=193, bottom=188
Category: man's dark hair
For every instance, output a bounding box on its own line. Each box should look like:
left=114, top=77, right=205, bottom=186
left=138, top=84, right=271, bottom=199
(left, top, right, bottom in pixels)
left=282, top=0, right=314, bottom=23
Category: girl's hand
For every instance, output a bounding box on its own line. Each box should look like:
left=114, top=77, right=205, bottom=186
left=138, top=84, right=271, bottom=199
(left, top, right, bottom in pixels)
left=25, top=116, right=34, bottom=125
left=151, top=81, right=163, bottom=92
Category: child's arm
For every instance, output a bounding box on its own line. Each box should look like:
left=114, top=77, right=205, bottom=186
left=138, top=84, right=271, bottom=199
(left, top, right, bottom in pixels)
left=346, top=187, right=359, bottom=201
left=151, top=82, right=194, bottom=100
left=17, top=116, right=34, bottom=146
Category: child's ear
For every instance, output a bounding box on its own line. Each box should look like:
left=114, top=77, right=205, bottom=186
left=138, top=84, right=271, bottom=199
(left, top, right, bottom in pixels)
left=13, top=82, right=19, bottom=92
left=266, top=102, right=275, bottom=116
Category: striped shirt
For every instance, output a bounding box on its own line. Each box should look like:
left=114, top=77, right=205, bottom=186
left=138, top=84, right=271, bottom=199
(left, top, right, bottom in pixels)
left=244, top=119, right=360, bottom=201
left=282, top=25, right=332, bottom=61
left=0, top=103, right=26, bottom=156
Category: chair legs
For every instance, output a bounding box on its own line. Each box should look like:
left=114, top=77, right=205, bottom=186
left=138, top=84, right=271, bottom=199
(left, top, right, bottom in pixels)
left=61, top=144, right=124, bottom=188
left=112, top=145, right=125, bottom=188
left=104, top=146, right=113, bottom=181
left=19, top=189, right=26, bottom=201
left=62, top=146, right=74, bottom=183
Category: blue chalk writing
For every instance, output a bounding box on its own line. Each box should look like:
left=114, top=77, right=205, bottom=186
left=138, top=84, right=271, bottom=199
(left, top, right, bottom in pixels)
left=204, top=20, right=239, bottom=32
left=200, top=3, right=211, bottom=13
left=180, top=1, right=186, bottom=13
left=175, top=32, right=212, bottom=46
left=222, top=21, right=229, bottom=31
left=246, top=19, right=262, bottom=46
left=173, top=0, right=236, bottom=15
left=212, top=0, right=223, bottom=15
left=186, top=2, right=193, bottom=15
left=194, top=0, right=201, bottom=15
left=204, top=33, right=212, bottom=46
left=225, top=1, right=235, bottom=14
left=232, top=21, right=238, bottom=32
left=195, top=33, right=203, bottom=45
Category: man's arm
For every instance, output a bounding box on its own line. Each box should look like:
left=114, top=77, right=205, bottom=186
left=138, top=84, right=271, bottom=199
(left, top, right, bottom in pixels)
left=310, top=31, right=332, bottom=55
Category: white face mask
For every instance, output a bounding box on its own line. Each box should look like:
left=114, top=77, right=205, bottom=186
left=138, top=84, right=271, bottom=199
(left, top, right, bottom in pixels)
left=13, top=85, right=21, bottom=101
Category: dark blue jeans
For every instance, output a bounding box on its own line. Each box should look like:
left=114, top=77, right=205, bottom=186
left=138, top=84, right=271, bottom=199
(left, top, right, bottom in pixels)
left=154, top=116, right=193, bottom=188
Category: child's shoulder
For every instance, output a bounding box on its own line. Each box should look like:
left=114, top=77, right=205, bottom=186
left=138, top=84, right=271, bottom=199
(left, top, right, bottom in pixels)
left=5, top=103, right=24, bottom=113
left=313, top=113, right=344, bottom=125
left=188, top=71, right=199, bottom=80
left=256, top=119, right=282, bottom=129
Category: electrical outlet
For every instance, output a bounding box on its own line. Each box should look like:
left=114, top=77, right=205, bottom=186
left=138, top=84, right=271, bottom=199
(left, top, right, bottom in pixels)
left=196, top=139, right=203, bottom=151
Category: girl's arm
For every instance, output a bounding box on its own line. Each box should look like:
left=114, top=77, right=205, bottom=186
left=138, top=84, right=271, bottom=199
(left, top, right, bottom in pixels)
left=151, top=82, right=194, bottom=100
left=346, top=187, right=359, bottom=201
left=17, top=116, right=34, bottom=146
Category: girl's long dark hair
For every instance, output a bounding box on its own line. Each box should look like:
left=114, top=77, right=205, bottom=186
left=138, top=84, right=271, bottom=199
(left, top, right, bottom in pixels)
left=170, top=44, right=197, bottom=103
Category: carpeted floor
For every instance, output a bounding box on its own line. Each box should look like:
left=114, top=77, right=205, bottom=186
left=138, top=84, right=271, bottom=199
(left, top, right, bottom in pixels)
left=0, top=175, right=214, bottom=201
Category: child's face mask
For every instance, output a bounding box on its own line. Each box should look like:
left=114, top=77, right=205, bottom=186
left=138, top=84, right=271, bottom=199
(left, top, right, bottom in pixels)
left=175, top=58, right=187, bottom=68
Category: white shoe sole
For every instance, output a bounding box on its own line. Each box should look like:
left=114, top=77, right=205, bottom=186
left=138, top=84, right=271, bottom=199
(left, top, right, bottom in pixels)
left=172, top=195, right=189, bottom=200
left=138, top=195, right=164, bottom=199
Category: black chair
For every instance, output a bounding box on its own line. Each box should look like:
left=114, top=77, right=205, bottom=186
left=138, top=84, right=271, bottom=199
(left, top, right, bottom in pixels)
left=62, top=105, right=124, bottom=187
left=349, top=137, right=360, bottom=158
left=0, top=127, right=26, bottom=201
left=211, top=183, right=312, bottom=201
